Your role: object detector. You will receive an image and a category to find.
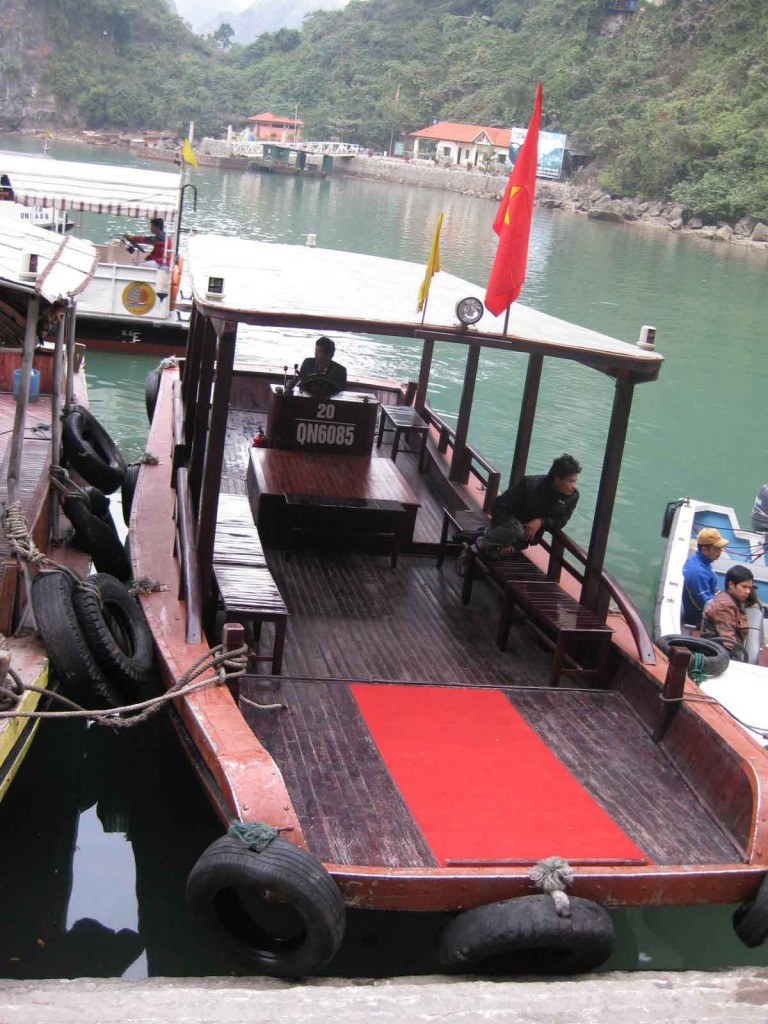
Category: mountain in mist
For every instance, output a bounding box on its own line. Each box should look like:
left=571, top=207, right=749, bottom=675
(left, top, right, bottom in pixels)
left=176, top=0, right=350, bottom=39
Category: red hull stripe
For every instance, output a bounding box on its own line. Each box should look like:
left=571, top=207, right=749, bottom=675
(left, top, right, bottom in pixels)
left=350, top=684, right=649, bottom=867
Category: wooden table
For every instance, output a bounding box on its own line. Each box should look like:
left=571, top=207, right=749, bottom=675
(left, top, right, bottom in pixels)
left=247, top=448, right=421, bottom=548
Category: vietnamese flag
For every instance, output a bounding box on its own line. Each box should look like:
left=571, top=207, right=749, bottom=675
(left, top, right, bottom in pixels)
left=485, top=84, right=542, bottom=317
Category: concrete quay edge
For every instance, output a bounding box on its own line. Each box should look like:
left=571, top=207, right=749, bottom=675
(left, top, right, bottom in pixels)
left=1, top=969, right=768, bottom=1024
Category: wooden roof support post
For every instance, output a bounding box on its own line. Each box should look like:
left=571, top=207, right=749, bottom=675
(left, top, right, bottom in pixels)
left=509, top=353, right=543, bottom=487
left=50, top=305, right=68, bottom=543
left=65, top=297, right=76, bottom=408
left=188, top=316, right=218, bottom=510
left=581, top=373, right=635, bottom=617
left=413, top=336, right=434, bottom=415
left=197, top=321, right=237, bottom=605
left=182, top=305, right=204, bottom=443
left=8, top=297, right=40, bottom=507
left=449, top=339, right=480, bottom=483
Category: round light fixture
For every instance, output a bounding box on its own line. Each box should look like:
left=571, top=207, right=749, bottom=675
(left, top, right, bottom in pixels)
left=455, top=296, right=484, bottom=326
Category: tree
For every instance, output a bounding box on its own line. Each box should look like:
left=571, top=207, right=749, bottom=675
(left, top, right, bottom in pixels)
left=213, top=22, right=234, bottom=50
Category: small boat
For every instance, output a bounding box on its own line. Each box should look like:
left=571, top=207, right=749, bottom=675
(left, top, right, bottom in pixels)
left=0, top=153, right=190, bottom=355
left=655, top=495, right=768, bottom=746
left=0, top=218, right=97, bottom=799
left=127, top=235, right=768, bottom=976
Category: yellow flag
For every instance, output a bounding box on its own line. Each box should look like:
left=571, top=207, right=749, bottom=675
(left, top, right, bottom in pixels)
left=181, top=138, right=199, bottom=169
left=417, top=212, right=443, bottom=313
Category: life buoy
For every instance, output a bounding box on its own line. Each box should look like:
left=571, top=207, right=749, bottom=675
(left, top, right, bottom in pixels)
left=734, top=874, right=768, bottom=947
left=656, top=634, right=730, bottom=679
left=170, top=256, right=183, bottom=311
left=63, top=491, right=131, bottom=582
left=145, top=367, right=162, bottom=424
left=31, top=571, right=113, bottom=706
left=186, top=834, right=346, bottom=977
left=72, top=573, right=155, bottom=696
left=62, top=406, right=126, bottom=494
left=437, top=895, right=616, bottom=975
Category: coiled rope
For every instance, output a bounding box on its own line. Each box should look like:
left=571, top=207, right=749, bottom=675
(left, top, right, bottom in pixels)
left=529, top=856, right=574, bottom=917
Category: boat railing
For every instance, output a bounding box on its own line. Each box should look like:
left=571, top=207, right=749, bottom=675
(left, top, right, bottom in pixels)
left=423, top=401, right=500, bottom=512
left=543, top=530, right=656, bottom=665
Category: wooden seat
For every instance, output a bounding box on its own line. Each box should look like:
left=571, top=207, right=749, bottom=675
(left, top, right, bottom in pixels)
left=436, top=507, right=491, bottom=567
left=461, top=550, right=613, bottom=687
left=213, top=564, right=288, bottom=674
left=376, top=404, right=429, bottom=471
left=284, top=493, right=404, bottom=566
left=214, top=493, right=265, bottom=567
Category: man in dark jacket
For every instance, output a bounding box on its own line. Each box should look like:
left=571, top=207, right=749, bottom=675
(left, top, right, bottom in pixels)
left=298, top=336, right=347, bottom=394
left=457, top=453, right=581, bottom=572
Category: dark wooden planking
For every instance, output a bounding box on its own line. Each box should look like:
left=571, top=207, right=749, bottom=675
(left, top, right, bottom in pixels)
left=239, top=677, right=437, bottom=868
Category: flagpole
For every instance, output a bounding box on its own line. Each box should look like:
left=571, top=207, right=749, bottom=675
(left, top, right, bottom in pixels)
left=502, top=306, right=510, bottom=339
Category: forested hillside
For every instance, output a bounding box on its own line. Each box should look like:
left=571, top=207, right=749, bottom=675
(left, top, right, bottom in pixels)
left=4, top=0, right=768, bottom=220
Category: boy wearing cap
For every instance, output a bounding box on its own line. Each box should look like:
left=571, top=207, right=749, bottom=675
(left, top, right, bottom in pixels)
left=681, top=527, right=728, bottom=628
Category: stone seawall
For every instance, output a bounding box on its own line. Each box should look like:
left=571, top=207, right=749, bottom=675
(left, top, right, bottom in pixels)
left=340, top=156, right=768, bottom=252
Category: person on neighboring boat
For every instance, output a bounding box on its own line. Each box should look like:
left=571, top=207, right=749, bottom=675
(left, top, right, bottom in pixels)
left=297, top=336, right=347, bottom=393
left=681, top=527, right=728, bottom=629
left=700, top=564, right=756, bottom=660
left=123, top=218, right=168, bottom=266
left=456, top=453, right=581, bottom=573
left=0, top=174, right=14, bottom=201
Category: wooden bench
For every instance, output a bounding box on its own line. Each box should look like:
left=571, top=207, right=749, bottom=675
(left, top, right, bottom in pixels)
left=284, top=493, right=405, bottom=566
left=436, top=506, right=492, bottom=567
left=214, top=492, right=266, bottom=567
left=213, top=493, right=287, bottom=673
left=376, top=404, right=429, bottom=471
left=213, top=564, right=289, bottom=675
left=461, top=550, right=613, bottom=687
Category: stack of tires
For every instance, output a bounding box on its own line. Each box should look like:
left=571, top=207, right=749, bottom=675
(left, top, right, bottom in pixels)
left=34, top=406, right=155, bottom=706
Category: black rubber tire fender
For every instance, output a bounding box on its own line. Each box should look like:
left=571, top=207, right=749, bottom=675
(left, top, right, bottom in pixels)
left=733, top=874, right=768, bottom=947
left=121, top=463, right=140, bottom=527
left=656, top=634, right=730, bottom=678
left=62, top=493, right=131, bottom=583
left=186, top=835, right=346, bottom=977
left=62, top=405, right=126, bottom=494
left=72, top=573, right=155, bottom=696
left=437, top=895, right=616, bottom=976
left=31, top=571, right=114, bottom=707
left=145, top=367, right=162, bottom=423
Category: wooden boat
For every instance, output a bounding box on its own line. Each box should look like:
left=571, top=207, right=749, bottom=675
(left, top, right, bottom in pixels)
left=0, top=218, right=96, bottom=799
left=655, top=496, right=768, bottom=747
left=0, top=153, right=189, bottom=355
left=128, top=235, right=768, bottom=975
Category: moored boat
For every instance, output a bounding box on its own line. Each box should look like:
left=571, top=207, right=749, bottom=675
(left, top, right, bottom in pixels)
left=655, top=496, right=768, bottom=746
left=0, top=218, right=97, bottom=799
left=0, top=153, right=189, bottom=355
left=128, top=235, right=768, bottom=975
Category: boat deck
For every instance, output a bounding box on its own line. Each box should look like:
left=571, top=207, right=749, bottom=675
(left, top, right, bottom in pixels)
left=220, top=408, right=742, bottom=870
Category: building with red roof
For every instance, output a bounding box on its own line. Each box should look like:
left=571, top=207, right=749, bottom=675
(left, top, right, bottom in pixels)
left=410, top=122, right=511, bottom=168
left=247, top=113, right=304, bottom=144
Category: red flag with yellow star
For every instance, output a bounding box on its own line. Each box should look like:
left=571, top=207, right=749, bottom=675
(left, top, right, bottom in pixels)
left=485, top=84, right=542, bottom=316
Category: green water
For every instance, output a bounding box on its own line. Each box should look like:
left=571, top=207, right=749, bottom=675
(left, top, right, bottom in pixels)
left=1, top=137, right=767, bottom=977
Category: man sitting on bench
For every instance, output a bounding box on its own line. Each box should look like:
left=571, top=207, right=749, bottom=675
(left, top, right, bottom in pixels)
left=456, top=453, right=581, bottom=575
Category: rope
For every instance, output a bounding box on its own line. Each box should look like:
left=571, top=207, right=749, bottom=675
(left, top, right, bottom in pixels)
left=2, top=502, right=46, bottom=567
left=687, top=651, right=707, bottom=684
left=129, top=576, right=166, bottom=596
left=229, top=821, right=279, bottom=852
left=0, top=643, right=249, bottom=730
left=529, top=856, right=573, bottom=917
left=157, top=356, right=179, bottom=370
left=132, top=452, right=159, bottom=466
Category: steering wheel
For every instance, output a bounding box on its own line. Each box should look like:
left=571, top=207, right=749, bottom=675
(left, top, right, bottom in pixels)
left=118, top=234, right=148, bottom=255
left=298, top=373, right=341, bottom=396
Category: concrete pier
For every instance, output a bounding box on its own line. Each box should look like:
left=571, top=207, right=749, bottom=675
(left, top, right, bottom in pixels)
left=1, top=970, right=767, bottom=1023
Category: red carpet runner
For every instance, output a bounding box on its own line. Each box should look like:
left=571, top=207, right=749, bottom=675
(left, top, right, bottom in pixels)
left=351, top=684, right=648, bottom=867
